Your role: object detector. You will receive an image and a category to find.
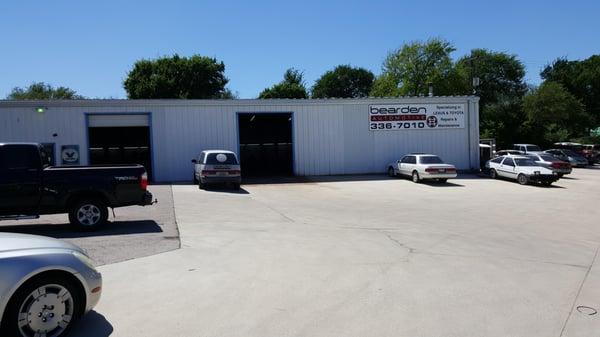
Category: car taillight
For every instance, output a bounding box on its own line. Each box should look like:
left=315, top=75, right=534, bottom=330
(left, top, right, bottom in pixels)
left=140, top=172, right=148, bottom=190
left=551, top=162, right=561, bottom=169
left=445, top=167, right=456, bottom=172
left=229, top=170, right=241, bottom=175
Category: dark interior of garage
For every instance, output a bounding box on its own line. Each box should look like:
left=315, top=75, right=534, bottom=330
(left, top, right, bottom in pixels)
left=88, top=126, right=153, bottom=180
left=238, top=113, right=293, bottom=176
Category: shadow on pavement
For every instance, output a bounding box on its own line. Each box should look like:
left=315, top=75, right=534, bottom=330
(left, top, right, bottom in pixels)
left=69, top=311, right=113, bottom=337
left=0, top=220, right=163, bottom=238
left=420, top=181, right=465, bottom=187
left=240, top=174, right=483, bottom=185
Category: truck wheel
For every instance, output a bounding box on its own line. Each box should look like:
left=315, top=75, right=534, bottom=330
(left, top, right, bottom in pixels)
left=517, top=174, right=529, bottom=185
left=0, top=273, right=84, bottom=337
left=68, top=199, right=108, bottom=230
left=412, top=171, right=421, bottom=183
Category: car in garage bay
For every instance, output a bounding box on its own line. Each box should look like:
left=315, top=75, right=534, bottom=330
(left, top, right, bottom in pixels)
left=388, top=154, right=457, bottom=183
left=526, top=153, right=572, bottom=177
left=486, top=155, right=559, bottom=186
left=0, top=233, right=102, bottom=337
left=192, top=150, right=241, bottom=190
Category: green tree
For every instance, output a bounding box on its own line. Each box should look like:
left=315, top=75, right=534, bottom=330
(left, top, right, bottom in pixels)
left=456, top=49, right=529, bottom=144
left=123, top=54, right=230, bottom=99
left=370, top=38, right=458, bottom=97
left=259, top=68, right=308, bottom=99
left=522, top=82, right=591, bottom=146
left=541, top=56, right=600, bottom=126
left=7, top=82, right=85, bottom=99
left=312, top=65, right=374, bottom=98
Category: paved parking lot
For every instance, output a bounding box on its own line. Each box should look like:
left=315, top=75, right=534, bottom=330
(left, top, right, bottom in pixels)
left=71, top=167, right=600, bottom=336
left=0, top=185, right=179, bottom=266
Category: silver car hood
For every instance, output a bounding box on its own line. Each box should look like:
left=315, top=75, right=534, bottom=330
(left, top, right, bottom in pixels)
left=0, top=233, right=82, bottom=254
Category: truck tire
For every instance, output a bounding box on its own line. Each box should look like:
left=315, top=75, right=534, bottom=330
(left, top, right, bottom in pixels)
left=0, top=273, right=84, bottom=337
left=68, top=199, right=108, bottom=230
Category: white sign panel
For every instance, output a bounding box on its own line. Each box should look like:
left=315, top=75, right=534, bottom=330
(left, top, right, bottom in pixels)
left=369, top=103, right=466, bottom=131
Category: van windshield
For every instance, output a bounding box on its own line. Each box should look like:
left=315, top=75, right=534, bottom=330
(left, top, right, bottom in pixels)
left=206, top=153, right=238, bottom=165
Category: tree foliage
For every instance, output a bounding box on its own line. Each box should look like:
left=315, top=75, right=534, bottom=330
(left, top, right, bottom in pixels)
left=7, top=82, right=84, bottom=100
left=312, top=65, right=374, bottom=98
left=541, top=56, right=600, bottom=126
left=456, top=49, right=529, bottom=145
left=123, top=54, right=230, bottom=99
left=259, top=68, right=308, bottom=99
left=370, top=38, right=458, bottom=97
left=522, top=82, right=590, bottom=146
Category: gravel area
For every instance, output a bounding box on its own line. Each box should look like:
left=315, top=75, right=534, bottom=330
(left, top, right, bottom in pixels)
left=0, top=185, right=179, bottom=266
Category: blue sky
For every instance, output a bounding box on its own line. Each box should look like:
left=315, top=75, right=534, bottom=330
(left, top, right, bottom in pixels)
left=1, top=0, right=598, bottom=99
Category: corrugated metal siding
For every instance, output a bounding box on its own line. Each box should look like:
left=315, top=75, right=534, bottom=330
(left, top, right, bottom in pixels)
left=0, top=98, right=479, bottom=182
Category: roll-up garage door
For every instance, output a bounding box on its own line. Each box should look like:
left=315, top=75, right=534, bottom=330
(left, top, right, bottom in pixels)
left=88, top=114, right=149, bottom=127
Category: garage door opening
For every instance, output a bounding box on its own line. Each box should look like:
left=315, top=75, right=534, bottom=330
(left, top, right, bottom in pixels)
left=238, top=113, right=293, bottom=177
left=87, top=114, right=153, bottom=180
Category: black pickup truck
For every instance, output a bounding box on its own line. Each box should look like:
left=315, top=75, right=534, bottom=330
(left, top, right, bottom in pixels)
left=0, top=143, right=154, bottom=230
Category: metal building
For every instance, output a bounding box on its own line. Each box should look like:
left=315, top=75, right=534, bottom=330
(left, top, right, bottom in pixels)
left=0, top=97, right=480, bottom=182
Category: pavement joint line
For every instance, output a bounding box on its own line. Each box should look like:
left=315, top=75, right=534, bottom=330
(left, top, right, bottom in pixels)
left=168, top=185, right=182, bottom=250
left=414, top=251, right=591, bottom=270
left=559, top=244, right=600, bottom=337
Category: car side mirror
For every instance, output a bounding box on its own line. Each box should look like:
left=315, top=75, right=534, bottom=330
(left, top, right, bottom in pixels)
left=191, top=159, right=197, bottom=164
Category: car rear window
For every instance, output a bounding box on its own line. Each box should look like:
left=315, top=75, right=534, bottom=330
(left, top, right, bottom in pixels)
left=539, top=155, right=557, bottom=162
left=419, top=156, right=443, bottom=164
left=205, top=153, right=238, bottom=165
left=515, top=158, right=537, bottom=166
left=526, top=145, right=541, bottom=152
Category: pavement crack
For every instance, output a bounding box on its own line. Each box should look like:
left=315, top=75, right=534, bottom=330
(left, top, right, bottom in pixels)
left=380, top=230, right=415, bottom=254
left=559, top=244, right=600, bottom=337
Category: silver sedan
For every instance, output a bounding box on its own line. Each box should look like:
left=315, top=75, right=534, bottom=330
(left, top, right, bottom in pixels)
left=0, top=233, right=102, bottom=337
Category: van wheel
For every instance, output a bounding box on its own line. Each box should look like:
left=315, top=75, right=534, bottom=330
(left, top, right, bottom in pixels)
left=412, top=171, right=420, bottom=183
left=68, top=199, right=108, bottom=230
left=517, top=174, right=529, bottom=185
left=490, top=169, right=498, bottom=179
left=388, top=167, right=396, bottom=177
left=0, top=273, right=84, bottom=337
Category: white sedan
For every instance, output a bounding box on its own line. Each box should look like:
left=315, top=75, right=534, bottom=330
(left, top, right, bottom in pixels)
left=486, top=155, right=559, bottom=186
left=388, top=153, right=457, bottom=183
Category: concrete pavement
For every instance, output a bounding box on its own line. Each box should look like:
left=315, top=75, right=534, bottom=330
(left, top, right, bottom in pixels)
left=71, top=169, right=600, bottom=337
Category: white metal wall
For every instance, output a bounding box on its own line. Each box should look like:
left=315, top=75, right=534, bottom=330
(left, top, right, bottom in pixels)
left=0, top=98, right=479, bottom=182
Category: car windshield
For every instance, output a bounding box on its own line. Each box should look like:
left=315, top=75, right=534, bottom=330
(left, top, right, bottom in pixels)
left=527, top=145, right=541, bottom=151
left=206, top=153, right=238, bottom=165
left=515, top=158, right=537, bottom=166
left=419, top=156, right=443, bottom=164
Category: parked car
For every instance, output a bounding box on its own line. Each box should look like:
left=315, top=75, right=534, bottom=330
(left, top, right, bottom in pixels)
left=0, top=233, right=102, bottom=337
left=0, top=143, right=155, bottom=230
left=512, top=144, right=543, bottom=154
left=192, top=150, right=241, bottom=189
left=495, top=149, right=525, bottom=157
left=388, top=153, right=457, bottom=183
left=486, top=155, right=559, bottom=186
left=544, top=149, right=588, bottom=168
left=582, top=144, right=600, bottom=164
left=526, top=153, right=572, bottom=177
left=553, top=142, right=584, bottom=155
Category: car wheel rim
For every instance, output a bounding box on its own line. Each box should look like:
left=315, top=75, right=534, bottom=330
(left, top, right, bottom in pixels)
left=519, top=176, right=527, bottom=184
left=77, top=204, right=101, bottom=226
left=17, top=284, right=74, bottom=337
left=412, top=173, right=418, bottom=182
